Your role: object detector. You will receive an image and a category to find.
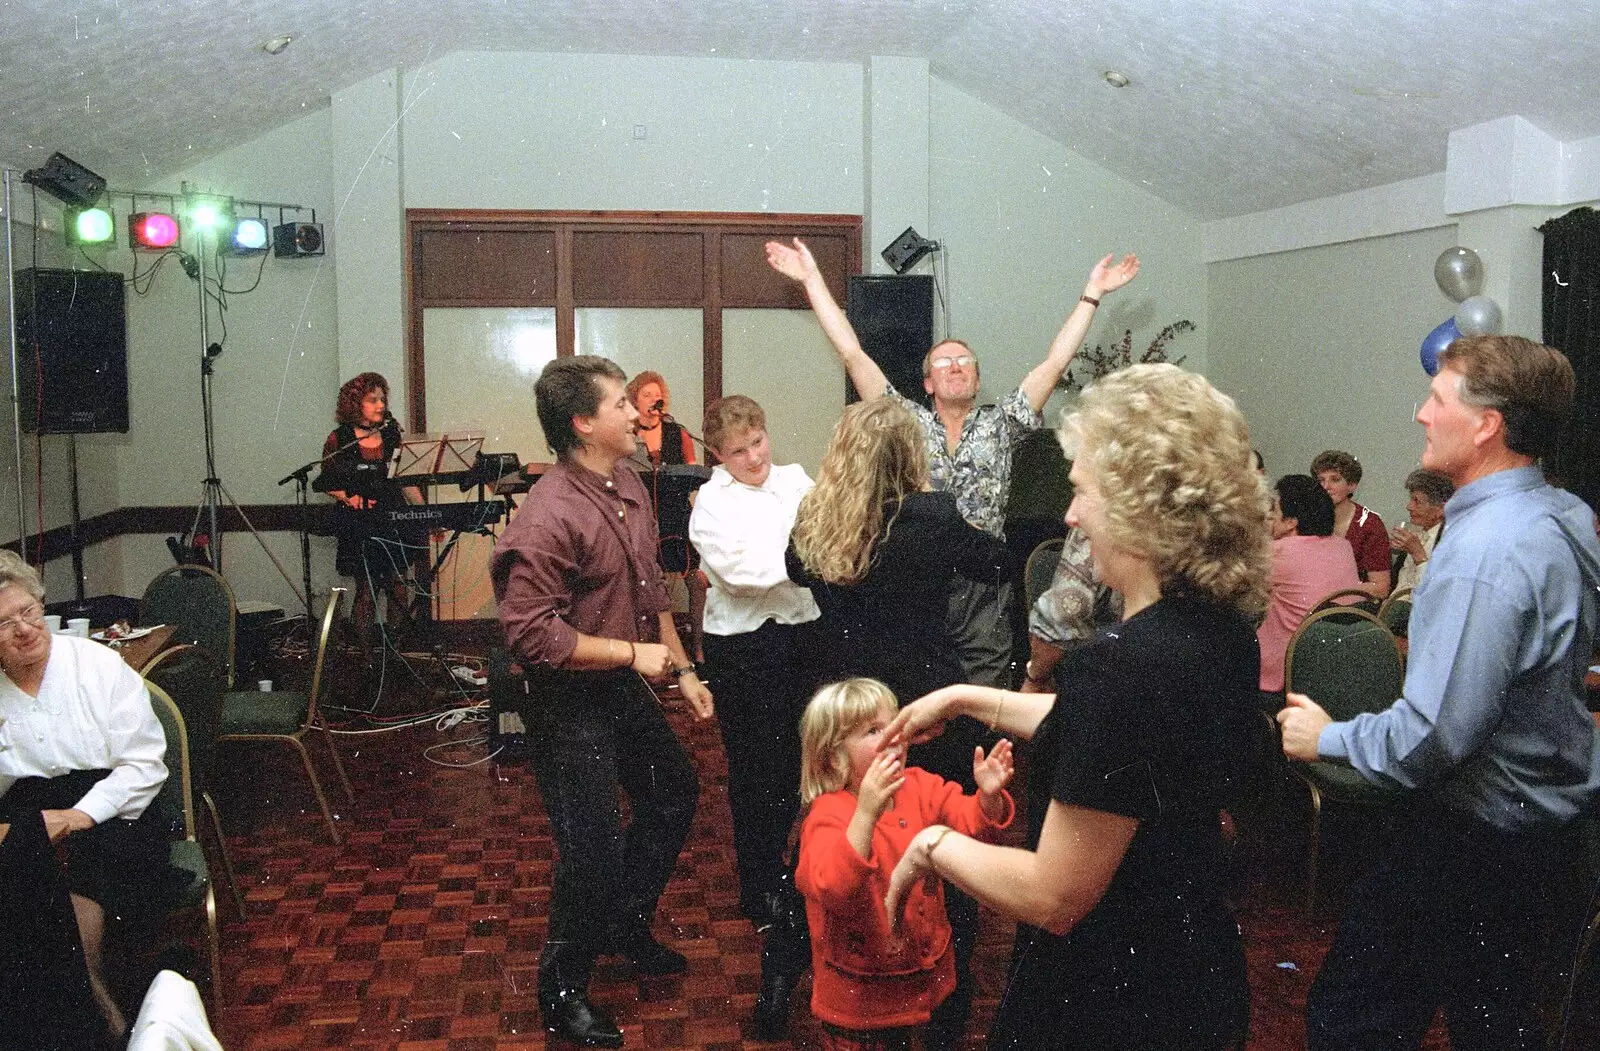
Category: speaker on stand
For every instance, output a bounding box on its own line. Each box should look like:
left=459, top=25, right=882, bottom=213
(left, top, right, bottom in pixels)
left=845, top=274, right=935, bottom=407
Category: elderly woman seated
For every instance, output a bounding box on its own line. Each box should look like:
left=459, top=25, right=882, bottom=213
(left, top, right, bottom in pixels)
left=0, top=550, right=169, bottom=1041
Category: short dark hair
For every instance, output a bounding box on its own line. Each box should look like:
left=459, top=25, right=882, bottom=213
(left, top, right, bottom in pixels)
left=536, top=356, right=626, bottom=459
left=1310, top=449, right=1361, bottom=486
left=1439, top=335, right=1575, bottom=458
left=335, top=372, right=388, bottom=426
left=1275, top=474, right=1335, bottom=537
left=1403, top=468, right=1455, bottom=506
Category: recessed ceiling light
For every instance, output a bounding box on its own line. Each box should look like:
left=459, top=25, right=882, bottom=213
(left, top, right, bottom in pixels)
left=262, top=35, right=293, bottom=56
left=1103, top=69, right=1130, bottom=88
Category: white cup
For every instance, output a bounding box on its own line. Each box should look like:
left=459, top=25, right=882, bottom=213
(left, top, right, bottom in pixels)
left=258, top=679, right=273, bottom=692
left=67, top=618, right=90, bottom=638
left=43, top=614, right=61, bottom=633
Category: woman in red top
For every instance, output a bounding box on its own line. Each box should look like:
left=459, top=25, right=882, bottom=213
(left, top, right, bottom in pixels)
left=1312, top=449, right=1391, bottom=596
left=796, top=678, right=1014, bottom=1050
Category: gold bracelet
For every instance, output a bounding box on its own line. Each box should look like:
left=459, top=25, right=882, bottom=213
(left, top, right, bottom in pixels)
left=990, top=690, right=1005, bottom=730
left=926, top=826, right=953, bottom=862
left=627, top=641, right=636, bottom=668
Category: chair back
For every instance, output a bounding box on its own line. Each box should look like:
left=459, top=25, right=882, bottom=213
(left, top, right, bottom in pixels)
left=146, top=681, right=196, bottom=840
left=141, top=566, right=238, bottom=687
left=1285, top=606, right=1403, bottom=723
left=1024, top=538, right=1065, bottom=609
left=304, top=588, right=346, bottom=728
left=1309, top=585, right=1380, bottom=622
left=1378, top=586, right=1414, bottom=637
left=144, top=644, right=226, bottom=792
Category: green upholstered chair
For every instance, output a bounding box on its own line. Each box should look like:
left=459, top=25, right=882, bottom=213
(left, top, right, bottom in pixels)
left=1283, top=605, right=1405, bottom=913
left=146, top=681, right=223, bottom=999
left=143, top=644, right=244, bottom=916
left=1309, top=585, right=1381, bottom=621
left=140, top=565, right=238, bottom=688
left=218, top=588, right=353, bottom=845
left=1024, top=537, right=1065, bottom=610
left=1377, top=585, right=1414, bottom=639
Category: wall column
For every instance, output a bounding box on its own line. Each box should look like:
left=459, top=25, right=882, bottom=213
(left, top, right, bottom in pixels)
left=865, top=57, right=931, bottom=275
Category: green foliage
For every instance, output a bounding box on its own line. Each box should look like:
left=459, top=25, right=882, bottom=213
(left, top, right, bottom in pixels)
left=1057, top=319, right=1196, bottom=392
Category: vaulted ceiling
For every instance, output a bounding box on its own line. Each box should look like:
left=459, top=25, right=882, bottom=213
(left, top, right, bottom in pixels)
left=3, top=0, right=1595, bottom=220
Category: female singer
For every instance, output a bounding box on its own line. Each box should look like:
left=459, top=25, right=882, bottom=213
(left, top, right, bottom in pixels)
left=626, top=371, right=696, bottom=466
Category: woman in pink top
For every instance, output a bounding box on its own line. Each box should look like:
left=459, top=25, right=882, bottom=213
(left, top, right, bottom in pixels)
left=1258, top=474, right=1361, bottom=692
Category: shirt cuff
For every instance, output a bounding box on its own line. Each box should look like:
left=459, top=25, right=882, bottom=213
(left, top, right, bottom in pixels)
left=74, top=791, right=116, bottom=826
left=1316, top=723, right=1350, bottom=761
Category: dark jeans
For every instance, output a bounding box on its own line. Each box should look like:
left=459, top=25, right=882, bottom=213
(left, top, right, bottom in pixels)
left=1307, top=801, right=1566, bottom=1051
left=702, top=620, right=815, bottom=921
left=521, top=667, right=699, bottom=998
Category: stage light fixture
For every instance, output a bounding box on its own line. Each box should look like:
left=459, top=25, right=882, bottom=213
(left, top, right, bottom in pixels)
left=188, top=197, right=231, bottom=233
left=273, top=220, right=325, bottom=258
left=129, top=211, right=181, bottom=250
left=224, top=216, right=270, bottom=256
left=65, top=206, right=115, bottom=245
left=22, top=152, right=107, bottom=208
left=880, top=226, right=940, bottom=275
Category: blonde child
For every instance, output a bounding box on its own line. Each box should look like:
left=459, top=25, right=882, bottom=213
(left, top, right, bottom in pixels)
left=795, top=678, right=1015, bottom=1050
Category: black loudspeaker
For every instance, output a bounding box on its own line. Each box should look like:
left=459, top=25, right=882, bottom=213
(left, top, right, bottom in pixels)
left=12, top=268, right=129, bottom=433
left=845, top=274, right=934, bottom=406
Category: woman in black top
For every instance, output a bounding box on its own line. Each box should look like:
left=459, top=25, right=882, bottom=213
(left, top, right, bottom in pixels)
left=788, top=396, right=1004, bottom=1051
left=883, top=364, right=1272, bottom=1051
left=317, top=372, right=407, bottom=641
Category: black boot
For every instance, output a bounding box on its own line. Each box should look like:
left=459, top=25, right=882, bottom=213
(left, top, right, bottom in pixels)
left=540, top=989, right=623, bottom=1048
left=602, top=921, right=688, bottom=976
left=752, top=882, right=809, bottom=1040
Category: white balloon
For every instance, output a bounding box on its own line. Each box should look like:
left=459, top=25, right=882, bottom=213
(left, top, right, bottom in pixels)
left=1434, top=247, right=1485, bottom=303
left=1455, top=295, right=1503, bottom=336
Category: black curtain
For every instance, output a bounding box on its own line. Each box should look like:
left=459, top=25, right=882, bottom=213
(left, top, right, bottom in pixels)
left=1540, top=206, right=1600, bottom=512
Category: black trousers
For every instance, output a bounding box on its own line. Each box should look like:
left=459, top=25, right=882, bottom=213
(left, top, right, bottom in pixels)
left=521, top=667, right=699, bottom=998
left=1307, top=800, right=1566, bottom=1051
left=702, top=620, right=815, bottom=921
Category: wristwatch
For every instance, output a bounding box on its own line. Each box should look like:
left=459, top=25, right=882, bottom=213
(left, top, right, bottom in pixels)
left=1024, top=660, right=1050, bottom=687
left=672, top=663, right=697, bottom=678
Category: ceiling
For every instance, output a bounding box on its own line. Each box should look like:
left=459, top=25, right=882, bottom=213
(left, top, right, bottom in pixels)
left=3, top=0, right=1596, bottom=220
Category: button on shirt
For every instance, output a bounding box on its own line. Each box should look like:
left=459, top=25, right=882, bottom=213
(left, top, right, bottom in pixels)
left=1319, top=466, right=1600, bottom=831
left=689, top=462, right=820, bottom=637
left=0, top=634, right=167, bottom=824
left=885, top=384, right=1042, bottom=538
left=492, top=459, right=671, bottom=667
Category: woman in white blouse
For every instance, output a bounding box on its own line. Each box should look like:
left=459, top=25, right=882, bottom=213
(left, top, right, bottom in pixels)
left=0, top=550, right=168, bottom=1040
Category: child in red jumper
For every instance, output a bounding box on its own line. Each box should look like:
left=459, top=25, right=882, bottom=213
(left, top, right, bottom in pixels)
left=795, top=678, right=1014, bottom=1051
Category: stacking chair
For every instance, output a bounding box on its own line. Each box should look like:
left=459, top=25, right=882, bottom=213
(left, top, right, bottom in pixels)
left=144, top=644, right=244, bottom=916
left=140, top=565, right=238, bottom=688
left=146, top=682, right=223, bottom=998
left=1309, top=585, right=1379, bottom=620
left=1024, top=537, right=1066, bottom=609
left=219, top=588, right=354, bottom=844
left=1283, top=606, right=1405, bottom=913
left=1377, top=585, right=1414, bottom=638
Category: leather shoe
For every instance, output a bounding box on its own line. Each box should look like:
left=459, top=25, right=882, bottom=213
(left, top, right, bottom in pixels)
left=752, top=971, right=794, bottom=1040
left=541, top=990, right=623, bottom=1048
left=604, top=927, right=688, bottom=976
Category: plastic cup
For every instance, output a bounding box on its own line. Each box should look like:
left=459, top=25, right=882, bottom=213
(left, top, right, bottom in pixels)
left=43, top=614, right=61, bottom=633
left=67, top=618, right=90, bottom=638
left=258, top=679, right=273, bottom=692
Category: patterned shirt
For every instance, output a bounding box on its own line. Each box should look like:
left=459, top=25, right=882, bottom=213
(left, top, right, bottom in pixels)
left=1029, top=528, right=1122, bottom=647
left=884, top=384, right=1043, bottom=537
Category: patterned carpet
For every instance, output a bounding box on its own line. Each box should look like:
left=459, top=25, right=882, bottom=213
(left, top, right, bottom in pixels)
left=181, top=645, right=1482, bottom=1050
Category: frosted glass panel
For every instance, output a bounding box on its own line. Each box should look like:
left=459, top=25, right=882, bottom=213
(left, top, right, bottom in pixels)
left=421, top=307, right=557, bottom=620
left=723, top=309, right=847, bottom=474
left=576, top=308, right=704, bottom=449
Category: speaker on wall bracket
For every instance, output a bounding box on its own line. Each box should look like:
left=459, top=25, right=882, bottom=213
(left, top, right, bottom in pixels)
left=12, top=268, right=130, bottom=434
left=845, top=274, right=935, bottom=408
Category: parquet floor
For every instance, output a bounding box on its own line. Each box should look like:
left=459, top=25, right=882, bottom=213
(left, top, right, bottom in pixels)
left=182, top=647, right=1451, bottom=1051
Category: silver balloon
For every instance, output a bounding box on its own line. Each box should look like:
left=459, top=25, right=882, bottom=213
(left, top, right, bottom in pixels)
left=1455, top=295, right=1502, bottom=336
left=1434, top=246, right=1485, bottom=303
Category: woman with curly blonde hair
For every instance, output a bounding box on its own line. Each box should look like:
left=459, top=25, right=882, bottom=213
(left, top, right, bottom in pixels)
left=882, top=363, right=1270, bottom=1051
left=787, top=398, right=1005, bottom=1051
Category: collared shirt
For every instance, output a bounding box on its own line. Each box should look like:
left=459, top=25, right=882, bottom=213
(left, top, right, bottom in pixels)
left=1392, top=521, right=1441, bottom=593
left=0, top=634, right=167, bottom=825
left=492, top=458, right=671, bottom=668
left=1029, top=528, right=1121, bottom=648
left=884, top=383, right=1042, bottom=537
left=1319, top=465, right=1600, bottom=831
left=688, top=463, right=820, bottom=637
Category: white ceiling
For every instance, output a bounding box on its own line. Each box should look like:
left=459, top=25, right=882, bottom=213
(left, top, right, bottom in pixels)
left=3, top=0, right=1596, bottom=220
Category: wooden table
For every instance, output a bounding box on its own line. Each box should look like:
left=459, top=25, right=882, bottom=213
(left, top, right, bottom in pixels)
left=96, top=624, right=176, bottom=671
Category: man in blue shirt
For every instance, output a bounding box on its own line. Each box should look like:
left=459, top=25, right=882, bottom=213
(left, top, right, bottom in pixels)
left=1279, top=334, right=1600, bottom=1050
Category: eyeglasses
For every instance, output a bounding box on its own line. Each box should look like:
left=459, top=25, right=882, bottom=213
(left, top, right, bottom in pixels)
left=930, top=354, right=975, bottom=370
left=0, top=603, right=44, bottom=638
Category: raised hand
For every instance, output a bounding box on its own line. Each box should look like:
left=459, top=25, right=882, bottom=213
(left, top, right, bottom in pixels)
left=883, top=687, right=961, bottom=749
left=1086, top=252, right=1140, bottom=297
left=765, top=237, right=818, bottom=283
left=973, top=739, right=1015, bottom=797
left=857, top=748, right=906, bottom=824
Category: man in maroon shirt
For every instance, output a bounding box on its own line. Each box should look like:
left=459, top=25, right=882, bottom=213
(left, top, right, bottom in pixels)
left=492, top=355, right=713, bottom=1048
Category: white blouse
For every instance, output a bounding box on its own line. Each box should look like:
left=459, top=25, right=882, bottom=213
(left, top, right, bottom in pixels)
left=0, top=634, right=167, bottom=824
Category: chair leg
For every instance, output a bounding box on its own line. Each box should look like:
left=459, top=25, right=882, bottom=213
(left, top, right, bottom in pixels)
left=313, top=719, right=356, bottom=804
left=202, top=789, right=246, bottom=917
left=286, top=736, right=343, bottom=845
left=205, top=881, right=223, bottom=1005
left=1305, top=782, right=1324, bottom=916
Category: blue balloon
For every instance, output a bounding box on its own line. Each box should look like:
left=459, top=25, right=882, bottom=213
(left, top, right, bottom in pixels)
left=1420, top=317, right=1460, bottom=376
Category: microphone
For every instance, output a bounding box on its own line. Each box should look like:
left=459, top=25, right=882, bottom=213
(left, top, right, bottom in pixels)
left=651, top=399, right=666, bottom=412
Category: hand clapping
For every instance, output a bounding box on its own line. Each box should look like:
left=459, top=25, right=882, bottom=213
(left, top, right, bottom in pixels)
left=973, top=739, right=1015, bottom=799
